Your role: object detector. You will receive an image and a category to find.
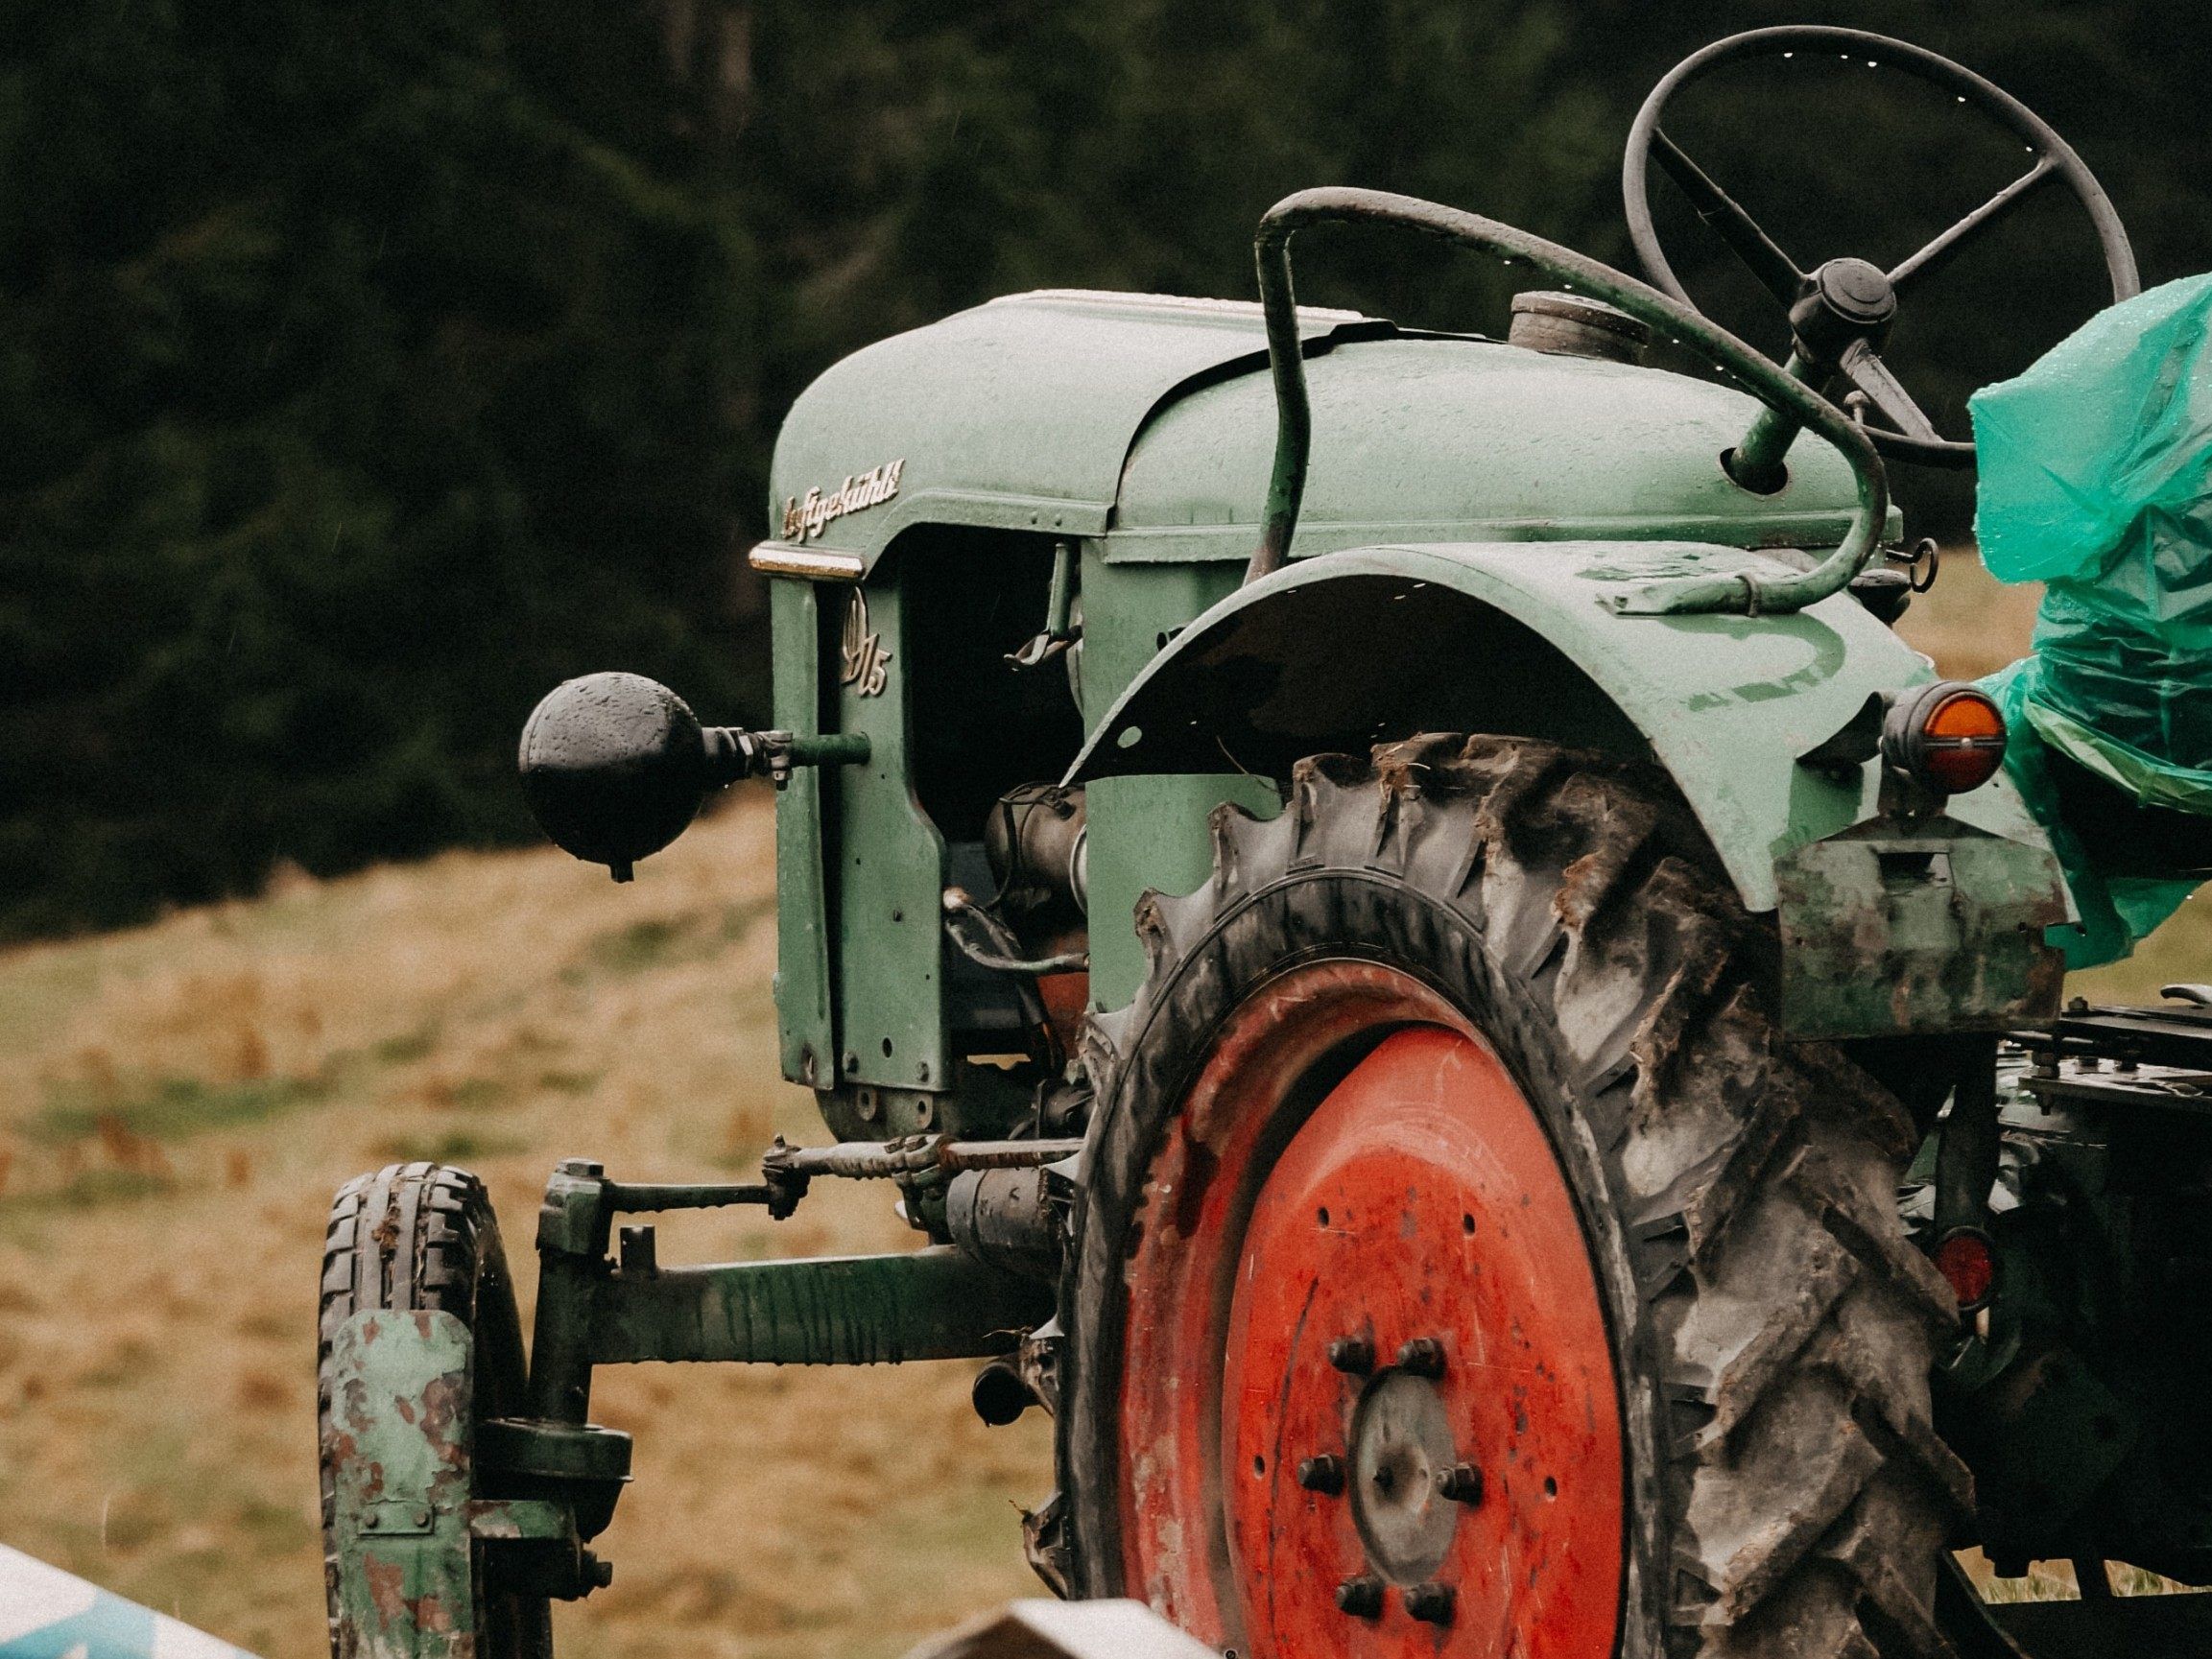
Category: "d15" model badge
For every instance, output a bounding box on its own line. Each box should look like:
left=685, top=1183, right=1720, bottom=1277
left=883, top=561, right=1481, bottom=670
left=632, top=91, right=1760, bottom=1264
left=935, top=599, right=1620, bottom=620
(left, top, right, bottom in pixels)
left=840, top=589, right=891, bottom=698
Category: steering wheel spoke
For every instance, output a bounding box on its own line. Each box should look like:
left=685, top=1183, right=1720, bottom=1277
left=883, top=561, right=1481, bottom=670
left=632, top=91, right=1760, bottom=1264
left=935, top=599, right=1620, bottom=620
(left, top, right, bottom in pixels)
left=1889, top=154, right=2063, bottom=296
left=1650, top=130, right=1806, bottom=305
left=1839, top=340, right=1941, bottom=441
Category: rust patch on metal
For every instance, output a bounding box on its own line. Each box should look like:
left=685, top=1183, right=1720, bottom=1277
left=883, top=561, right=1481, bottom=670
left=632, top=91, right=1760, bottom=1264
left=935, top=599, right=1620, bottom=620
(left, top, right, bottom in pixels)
left=363, top=1553, right=410, bottom=1626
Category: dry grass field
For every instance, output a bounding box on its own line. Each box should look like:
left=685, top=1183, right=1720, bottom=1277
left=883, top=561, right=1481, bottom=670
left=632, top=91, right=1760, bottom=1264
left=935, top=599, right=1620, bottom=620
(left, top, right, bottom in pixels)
left=0, top=548, right=2200, bottom=1655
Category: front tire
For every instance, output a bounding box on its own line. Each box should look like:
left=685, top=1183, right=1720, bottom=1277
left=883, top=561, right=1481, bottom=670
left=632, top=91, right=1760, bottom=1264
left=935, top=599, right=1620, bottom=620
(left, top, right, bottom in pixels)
left=1058, top=735, right=1969, bottom=1658
left=319, top=1162, right=551, bottom=1658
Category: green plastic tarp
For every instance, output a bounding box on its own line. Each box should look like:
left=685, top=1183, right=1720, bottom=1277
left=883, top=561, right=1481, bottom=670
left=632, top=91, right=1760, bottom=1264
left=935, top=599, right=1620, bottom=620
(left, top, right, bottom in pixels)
left=1973, top=272, right=2212, bottom=966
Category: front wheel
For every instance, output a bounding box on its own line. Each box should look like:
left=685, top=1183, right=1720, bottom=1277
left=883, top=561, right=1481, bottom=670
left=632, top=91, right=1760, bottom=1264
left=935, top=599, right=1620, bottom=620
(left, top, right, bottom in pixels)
left=1058, top=734, right=1970, bottom=1657
left=319, top=1162, right=551, bottom=1658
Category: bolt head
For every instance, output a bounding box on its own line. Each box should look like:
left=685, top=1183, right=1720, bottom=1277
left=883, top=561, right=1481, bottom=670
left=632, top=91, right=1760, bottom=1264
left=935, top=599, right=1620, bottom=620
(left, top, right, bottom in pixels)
left=1405, top=1581, right=1456, bottom=1626
left=411, top=1505, right=432, bottom=1529
left=557, top=1158, right=605, bottom=1178
left=1326, top=1336, right=1376, bottom=1375
left=1335, top=1575, right=1385, bottom=1619
left=1296, top=1454, right=1345, bottom=1496
left=1436, top=1461, right=1484, bottom=1505
left=1396, top=1336, right=1446, bottom=1378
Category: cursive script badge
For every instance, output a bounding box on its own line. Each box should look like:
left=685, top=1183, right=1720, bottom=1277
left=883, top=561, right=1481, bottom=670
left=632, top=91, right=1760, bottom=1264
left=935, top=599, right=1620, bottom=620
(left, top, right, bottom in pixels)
left=841, top=588, right=891, bottom=698
left=782, top=458, right=904, bottom=543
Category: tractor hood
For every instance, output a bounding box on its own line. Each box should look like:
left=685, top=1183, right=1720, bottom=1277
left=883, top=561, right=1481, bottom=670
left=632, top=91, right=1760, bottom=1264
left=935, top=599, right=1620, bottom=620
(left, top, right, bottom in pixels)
left=767, top=289, right=1881, bottom=574
left=767, top=290, right=1367, bottom=572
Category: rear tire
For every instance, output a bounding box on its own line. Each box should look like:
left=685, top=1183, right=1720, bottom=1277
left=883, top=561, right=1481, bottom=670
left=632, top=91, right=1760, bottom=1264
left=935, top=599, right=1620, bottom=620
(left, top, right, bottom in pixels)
left=1058, top=735, right=1971, bottom=1658
left=319, top=1162, right=551, bottom=1658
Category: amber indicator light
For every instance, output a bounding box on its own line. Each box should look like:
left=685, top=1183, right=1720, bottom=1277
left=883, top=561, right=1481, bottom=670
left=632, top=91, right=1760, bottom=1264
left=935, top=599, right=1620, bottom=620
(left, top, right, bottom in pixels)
left=1919, top=691, right=2008, bottom=793
left=1883, top=681, right=2008, bottom=795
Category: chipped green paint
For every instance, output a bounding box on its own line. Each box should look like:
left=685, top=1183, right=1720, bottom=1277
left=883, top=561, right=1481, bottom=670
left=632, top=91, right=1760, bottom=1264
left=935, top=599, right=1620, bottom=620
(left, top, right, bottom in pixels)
left=324, top=1311, right=477, bottom=1659
left=1774, top=814, right=2068, bottom=1038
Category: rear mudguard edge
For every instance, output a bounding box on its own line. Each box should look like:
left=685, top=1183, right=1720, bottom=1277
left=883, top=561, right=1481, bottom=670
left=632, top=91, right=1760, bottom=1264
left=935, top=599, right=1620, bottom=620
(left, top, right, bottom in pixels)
left=1065, top=541, right=2068, bottom=1034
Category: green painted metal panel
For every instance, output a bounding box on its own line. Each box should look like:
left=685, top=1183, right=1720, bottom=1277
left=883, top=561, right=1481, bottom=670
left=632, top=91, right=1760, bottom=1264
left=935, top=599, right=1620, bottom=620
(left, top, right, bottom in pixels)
left=1086, top=773, right=1282, bottom=1012
left=1069, top=540, right=2056, bottom=916
left=1114, top=334, right=1893, bottom=559
left=768, top=291, right=1367, bottom=575
left=1774, top=817, right=2067, bottom=1038
left=772, top=580, right=835, bottom=1087
left=830, top=581, right=950, bottom=1092
left=1072, top=550, right=1286, bottom=1009
left=1110, top=334, right=1892, bottom=558
left=323, top=1310, right=478, bottom=1658
left=1075, top=548, right=1246, bottom=724
left=769, top=291, right=1899, bottom=581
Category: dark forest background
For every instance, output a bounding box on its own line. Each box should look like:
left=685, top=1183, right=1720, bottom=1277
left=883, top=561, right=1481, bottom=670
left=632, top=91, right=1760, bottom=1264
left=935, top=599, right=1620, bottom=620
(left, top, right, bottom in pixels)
left=5, top=0, right=2209, bottom=938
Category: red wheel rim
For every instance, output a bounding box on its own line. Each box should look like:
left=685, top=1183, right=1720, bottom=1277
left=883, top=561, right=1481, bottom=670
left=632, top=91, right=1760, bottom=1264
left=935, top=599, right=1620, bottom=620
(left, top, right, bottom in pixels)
left=1118, top=960, right=1625, bottom=1657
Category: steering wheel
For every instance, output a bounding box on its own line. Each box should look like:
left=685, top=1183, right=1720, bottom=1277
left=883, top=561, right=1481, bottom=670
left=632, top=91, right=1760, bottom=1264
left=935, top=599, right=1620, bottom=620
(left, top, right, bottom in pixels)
left=1624, top=25, right=2138, bottom=471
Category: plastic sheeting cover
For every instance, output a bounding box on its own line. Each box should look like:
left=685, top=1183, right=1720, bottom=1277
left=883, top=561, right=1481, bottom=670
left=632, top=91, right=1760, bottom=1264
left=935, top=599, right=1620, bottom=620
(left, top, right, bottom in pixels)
left=1974, top=273, right=2212, bottom=965
left=0, top=1542, right=259, bottom=1657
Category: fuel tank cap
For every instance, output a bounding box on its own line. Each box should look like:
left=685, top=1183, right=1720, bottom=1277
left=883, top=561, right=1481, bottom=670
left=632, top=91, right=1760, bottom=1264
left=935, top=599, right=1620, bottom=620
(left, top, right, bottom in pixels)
left=1508, top=291, right=1651, bottom=365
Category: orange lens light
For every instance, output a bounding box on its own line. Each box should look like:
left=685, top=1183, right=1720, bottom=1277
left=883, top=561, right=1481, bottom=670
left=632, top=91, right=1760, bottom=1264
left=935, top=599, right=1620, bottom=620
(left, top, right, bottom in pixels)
left=1884, top=682, right=2009, bottom=795
left=1919, top=690, right=2008, bottom=793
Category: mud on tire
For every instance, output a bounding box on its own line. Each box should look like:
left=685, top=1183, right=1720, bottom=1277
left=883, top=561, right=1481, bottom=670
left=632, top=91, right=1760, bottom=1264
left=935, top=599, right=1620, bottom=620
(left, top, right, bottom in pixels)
left=1057, top=734, right=1972, bottom=1658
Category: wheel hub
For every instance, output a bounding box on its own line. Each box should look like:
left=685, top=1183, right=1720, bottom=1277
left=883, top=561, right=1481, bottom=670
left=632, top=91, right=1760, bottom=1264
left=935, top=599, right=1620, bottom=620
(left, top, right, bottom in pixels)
left=1347, top=1369, right=1458, bottom=1584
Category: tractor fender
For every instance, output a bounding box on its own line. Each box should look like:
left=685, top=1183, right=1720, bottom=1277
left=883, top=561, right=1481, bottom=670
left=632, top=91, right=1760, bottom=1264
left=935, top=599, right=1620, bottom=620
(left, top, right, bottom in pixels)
left=1067, top=539, right=2052, bottom=915
left=324, top=1310, right=480, bottom=1658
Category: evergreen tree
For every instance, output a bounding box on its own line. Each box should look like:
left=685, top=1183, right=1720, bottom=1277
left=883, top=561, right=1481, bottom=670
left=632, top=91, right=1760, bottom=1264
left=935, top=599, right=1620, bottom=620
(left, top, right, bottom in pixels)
left=0, top=1, right=764, bottom=935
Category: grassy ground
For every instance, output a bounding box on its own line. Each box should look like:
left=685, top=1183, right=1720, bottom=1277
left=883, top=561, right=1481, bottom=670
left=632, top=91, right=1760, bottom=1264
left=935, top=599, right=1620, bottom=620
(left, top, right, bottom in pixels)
left=1, top=548, right=2200, bottom=1655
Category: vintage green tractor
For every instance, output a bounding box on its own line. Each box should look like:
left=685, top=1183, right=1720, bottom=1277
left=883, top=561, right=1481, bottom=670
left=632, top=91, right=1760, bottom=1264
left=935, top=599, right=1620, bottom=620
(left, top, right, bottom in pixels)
left=318, top=26, right=2212, bottom=1659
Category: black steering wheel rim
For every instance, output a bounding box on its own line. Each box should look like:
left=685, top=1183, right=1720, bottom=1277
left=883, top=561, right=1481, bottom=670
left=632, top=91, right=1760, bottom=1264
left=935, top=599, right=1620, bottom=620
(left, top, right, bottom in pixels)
left=1624, top=25, right=2139, bottom=468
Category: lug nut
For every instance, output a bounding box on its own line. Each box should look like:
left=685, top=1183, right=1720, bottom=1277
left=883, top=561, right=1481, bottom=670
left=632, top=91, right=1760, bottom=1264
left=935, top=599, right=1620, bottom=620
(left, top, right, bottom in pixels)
left=1335, top=1575, right=1385, bottom=1619
left=1435, top=1461, right=1484, bottom=1504
left=1404, top=1581, right=1456, bottom=1626
left=1296, top=1454, right=1346, bottom=1495
left=1327, top=1336, right=1376, bottom=1375
left=1397, top=1337, right=1447, bottom=1378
